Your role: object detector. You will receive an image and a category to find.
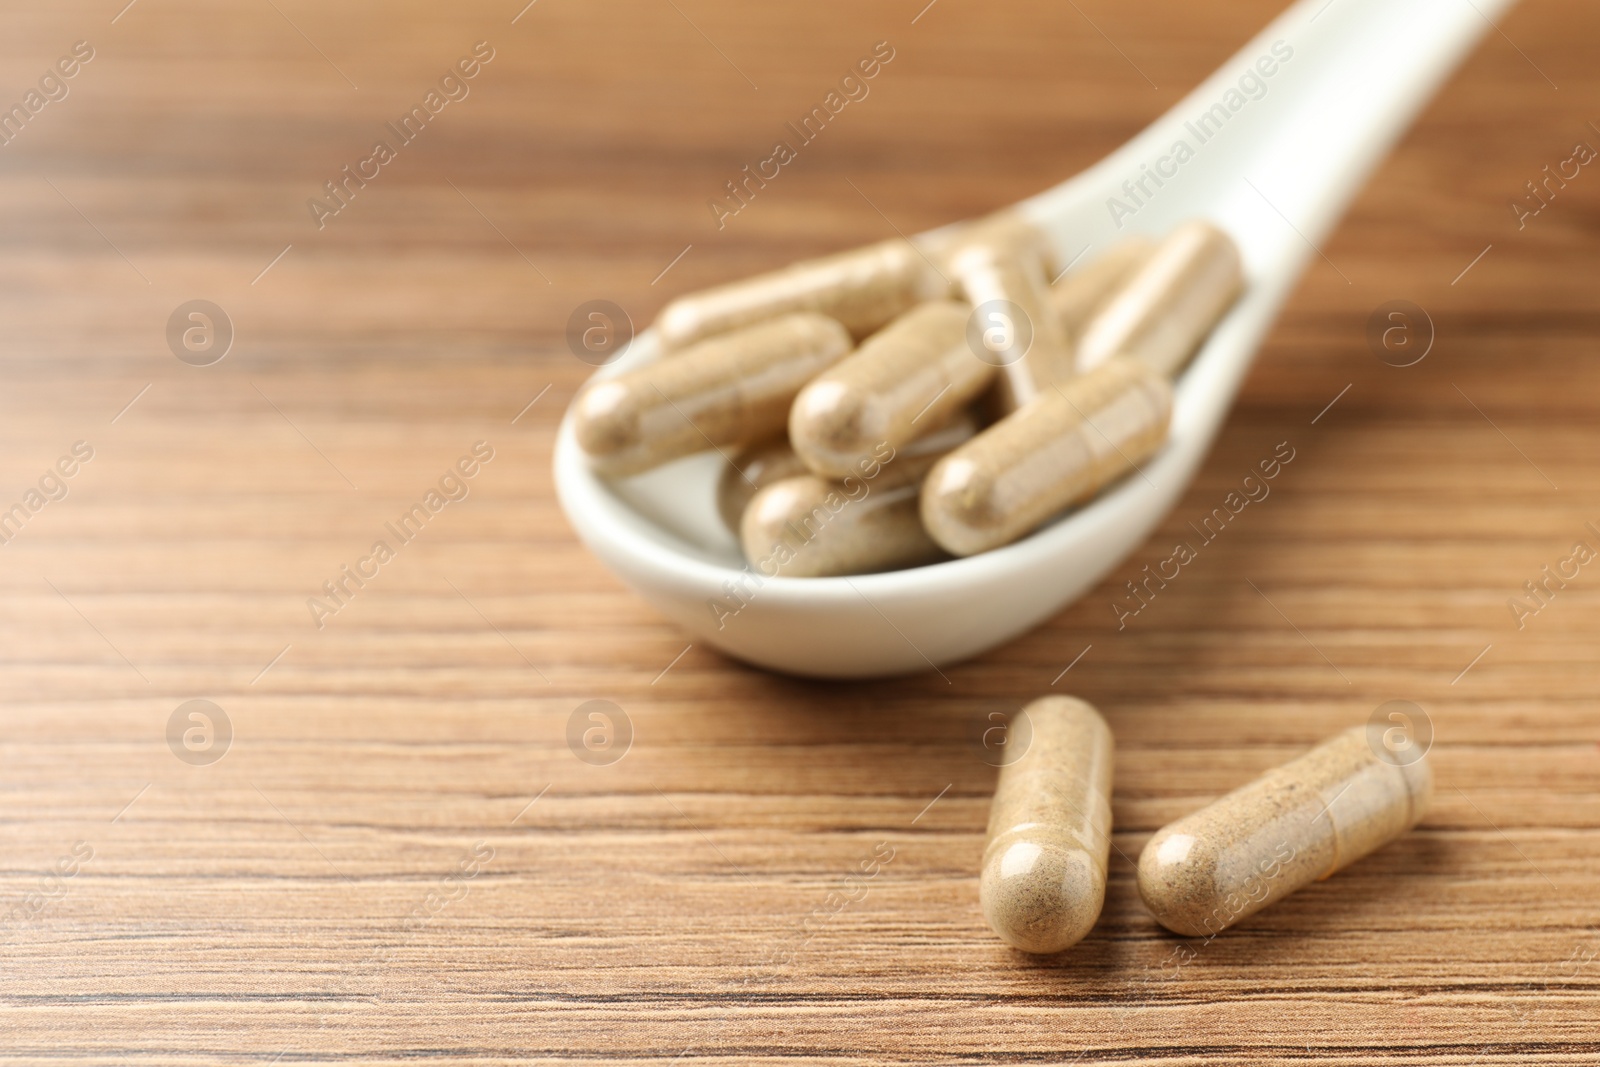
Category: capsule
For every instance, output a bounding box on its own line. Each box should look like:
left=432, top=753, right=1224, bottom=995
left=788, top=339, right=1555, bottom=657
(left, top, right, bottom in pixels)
left=789, top=301, right=991, bottom=479
left=931, top=210, right=1061, bottom=279
left=1137, top=725, right=1433, bottom=938
left=980, top=696, right=1114, bottom=954
left=955, top=243, right=1076, bottom=414
left=920, top=358, right=1172, bottom=557
left=715, top=437, right=811, bottom=533
left=1050, top=235, right=1154, bottom=343
left=574, top=312, right=851, bottom=477
left=654, top=239, right=946, bottom=350
left=1075, top=221, right=1243, bottom=378
left=740, top=416, right=973, bottom=578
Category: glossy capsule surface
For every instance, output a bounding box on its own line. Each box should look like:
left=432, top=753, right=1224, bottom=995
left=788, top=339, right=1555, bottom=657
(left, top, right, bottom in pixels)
left=1050, top=235, right=1153, bottom=343
left=931, top=211, right=1061, bottom=279
left=715, top=437, right=811, bottom=533
left=739, top=416, right=973, bottom=578
left=980, top=696, right=1114, bottom=954
left=788, top=301, right=988, bottom=479
left=1137, top=725, right=1433, bottom=937
left=920, top=358, right=1172, bottom=557
left=1074, top=221, right=1243, bottom=377
left=653, top=239, right=945, bottom=349
left=574, top=312, right=851, bottom=477
left=955, top=243, right=1075, bottom=414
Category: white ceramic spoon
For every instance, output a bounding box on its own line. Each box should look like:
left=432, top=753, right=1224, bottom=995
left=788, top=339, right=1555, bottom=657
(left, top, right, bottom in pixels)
left=554, top=0, right=1514, bottom=679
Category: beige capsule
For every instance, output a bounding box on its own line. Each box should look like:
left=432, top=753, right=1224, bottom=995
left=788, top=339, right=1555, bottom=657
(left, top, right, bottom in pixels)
left=740, top=416, right=973, bottom=578
left=955, top=243, right=1076, bottom=414
left=574, top=312, right=851, bottom=478
left=921, top=358, right=1172, bottom=557
left=789, top=301, right=991, bottom=479
left=1137, top=725, right=1433, bottom=938
left=1075, top=220, right=1244, bottom=378
left=654, top=239, right=946, bottom=350
left=1050, top=235, right=1154, bottom=343
left=980, top=696, right=1114, bottom=954
left=930, top=210, right=1061, bottom=279
left=715, top=437, right=811, bottom=533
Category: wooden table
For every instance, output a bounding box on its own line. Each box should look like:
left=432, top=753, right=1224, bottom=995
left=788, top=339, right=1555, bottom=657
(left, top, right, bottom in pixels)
left=2, top=0, right=1596, bottom=1062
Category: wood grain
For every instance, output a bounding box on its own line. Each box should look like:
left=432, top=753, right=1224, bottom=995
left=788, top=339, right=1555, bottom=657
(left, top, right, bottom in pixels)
left=2, top=0, right=1598, bottom=1062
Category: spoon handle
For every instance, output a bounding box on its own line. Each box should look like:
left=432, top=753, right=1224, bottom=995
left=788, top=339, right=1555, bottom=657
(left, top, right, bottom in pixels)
left=1019, top=0, right=1516, bottom=273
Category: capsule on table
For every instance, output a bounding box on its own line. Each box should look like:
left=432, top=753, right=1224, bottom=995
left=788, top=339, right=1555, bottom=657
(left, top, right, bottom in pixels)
left=715, top=437, right=812, bottom=533
left=1137, top=725, right=1433, bottom=938
left=1074, top=220, right=1243, bottom=378
left=1050, top=235, right=1154, bottom=343
left=920, top=358, right=1172, bottom=557
left=981, top=696, right=1114, bottom=954
left=574, top=312, right=852, bottom=477
left=955, top=243, right=1076, bottom=414
left=653, top=239, right=946, bottom=350
left=789, top=301, right=991, bottom=479
left=740, top=416, right=973, bottom=578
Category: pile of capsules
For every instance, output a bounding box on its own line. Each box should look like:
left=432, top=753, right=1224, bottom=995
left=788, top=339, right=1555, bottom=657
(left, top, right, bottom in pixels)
left=573, top=213, right=1243, bottom=576
left=984, top=696, right=1433, bottom=952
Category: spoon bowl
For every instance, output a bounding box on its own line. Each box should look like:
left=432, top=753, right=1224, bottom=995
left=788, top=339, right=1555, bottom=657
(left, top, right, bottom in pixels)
left=554, top=0, right=1510, bottom=678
